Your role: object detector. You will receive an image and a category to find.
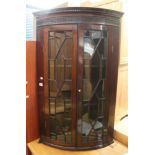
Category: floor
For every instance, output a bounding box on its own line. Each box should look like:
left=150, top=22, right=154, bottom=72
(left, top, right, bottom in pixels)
left=114, top=117, right=128, bottom=146
left=28, top=139, right=128, bottom=155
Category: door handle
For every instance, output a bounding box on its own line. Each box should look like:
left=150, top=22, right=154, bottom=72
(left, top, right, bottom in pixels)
left=40, top=77, right=43, bottom=80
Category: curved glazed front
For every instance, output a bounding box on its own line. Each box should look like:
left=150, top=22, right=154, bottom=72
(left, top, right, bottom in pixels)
left=39, top=136, right=114, bottom=150
left=35, top=7, right=123, bottom=150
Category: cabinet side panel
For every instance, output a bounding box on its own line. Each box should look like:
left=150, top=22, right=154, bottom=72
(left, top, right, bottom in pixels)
left=36, top=29, right=45, bottom=137
left=108, top=27, right=120, bottom=135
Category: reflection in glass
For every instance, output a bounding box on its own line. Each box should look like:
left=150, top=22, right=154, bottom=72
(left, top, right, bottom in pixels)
left=49, top=98, right=56, bottom=115
left=84, top=38, right=95, bottom=56
left=78, top=29, right=108, bottom=144
left=49, top=81, right=57, bottom=97
left=49, top=60, right=54, bottom=80
left=64, top=59, right=72, bottom=80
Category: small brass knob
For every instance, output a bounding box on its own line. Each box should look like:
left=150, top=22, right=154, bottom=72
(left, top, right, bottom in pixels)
left=39, top=82, right=43, bottom=87
left=40, top=77, right=43, bottom=80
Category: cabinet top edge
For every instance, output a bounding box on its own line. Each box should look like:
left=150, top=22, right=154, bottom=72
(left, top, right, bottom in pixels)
left=33, top=7, right=123, bottom=18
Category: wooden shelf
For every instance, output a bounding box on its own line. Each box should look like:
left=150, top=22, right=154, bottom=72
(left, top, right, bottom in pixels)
left=28, top=139, right=128, bottom=155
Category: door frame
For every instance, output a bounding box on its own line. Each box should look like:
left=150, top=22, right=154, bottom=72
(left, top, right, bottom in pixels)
left=77, top=24, right=112, bottom=147
left=42, top=24, right=78, bottom=147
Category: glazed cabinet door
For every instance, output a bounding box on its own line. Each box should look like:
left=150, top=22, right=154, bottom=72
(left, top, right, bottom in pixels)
left=77, top=24, right=112, bottom=147
left=40, top=25, right=77, bottom=147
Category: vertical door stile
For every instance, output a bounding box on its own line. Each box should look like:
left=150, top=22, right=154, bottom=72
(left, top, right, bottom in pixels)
left=71, top=25, right=78, bottom=146
left=37, top=28, right=44, bottom=137
left=43, top=28, right=50, bottom=138
left=107, top=27, right=120, bottom=137
left=77, top=24, right=84, bottom=146
left=103, top=26, right=113, bottom=142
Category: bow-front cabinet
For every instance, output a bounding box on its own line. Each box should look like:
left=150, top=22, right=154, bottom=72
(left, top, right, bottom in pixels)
left=34, top=7, right=123, bottom=150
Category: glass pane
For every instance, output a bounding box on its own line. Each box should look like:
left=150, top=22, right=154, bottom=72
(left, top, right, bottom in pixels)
left=56, top=94, right=64, bottom=114
left=64, top=59, right=72, bottom=80
left=48, top=31, right=73, bottom=144
left=56, top=56, right=64, bottom=87
left=84, top=38, right=95, bottom=57
left=49, top=60, right=55, bottom=80
left=49, top=98, right=56, bottom=115
left=83, top=60, right=90, bottom=79
left=49, top=81, right=57, bottom=97
left=101, top=60, right=106, bottom=79
left=98, top=101, right=104, bottom=116
left=78, top=29, right=108, bottom=144
left=65, top=31, right=72, bottom=38
left=91, top=53, right=100, bottom=88
left=83, top=80, right=92, bottom=101
left=64, top=100, right=72, bottom=120
left=48, top=31, right=65, bottom=59
left=63, top=38, right=73, bottom=59
left=49, top=32, right=54, bottom=37
left=95, top=80, right=105, bottom=99
left=48, top=39, right=55, bottom=59
left=61, top=82, right=72, bottom=99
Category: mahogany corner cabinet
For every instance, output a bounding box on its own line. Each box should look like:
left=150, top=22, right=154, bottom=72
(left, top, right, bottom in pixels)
left=34, top=7, right=123, bottom=150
